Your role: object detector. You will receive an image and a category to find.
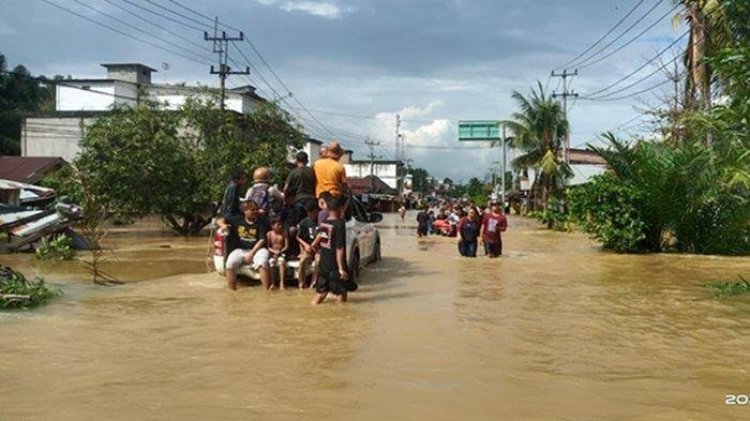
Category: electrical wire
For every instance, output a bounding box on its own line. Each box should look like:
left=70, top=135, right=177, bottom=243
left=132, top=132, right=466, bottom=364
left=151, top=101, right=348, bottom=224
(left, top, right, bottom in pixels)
left=68, top=0, right=214, bottom=63
left=582, top=30, right=688, bottom=98
left=556, top=0, right=648, bottom=70
left=39, top=0, right=212, bottom=65
left=577, top=3, right=682, bottom=70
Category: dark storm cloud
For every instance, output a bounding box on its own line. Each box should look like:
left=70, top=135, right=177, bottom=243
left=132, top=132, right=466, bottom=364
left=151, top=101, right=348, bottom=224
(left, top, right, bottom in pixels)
left=0, top=0, right=684, bottom=181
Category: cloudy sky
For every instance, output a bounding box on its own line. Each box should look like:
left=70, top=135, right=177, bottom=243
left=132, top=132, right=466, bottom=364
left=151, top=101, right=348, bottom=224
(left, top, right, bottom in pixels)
left=1, top=0, right=686, bottom=182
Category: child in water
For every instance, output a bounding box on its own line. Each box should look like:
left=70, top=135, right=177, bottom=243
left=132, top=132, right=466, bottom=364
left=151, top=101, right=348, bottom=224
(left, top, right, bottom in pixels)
left=311, top=192, right=356, bottom=304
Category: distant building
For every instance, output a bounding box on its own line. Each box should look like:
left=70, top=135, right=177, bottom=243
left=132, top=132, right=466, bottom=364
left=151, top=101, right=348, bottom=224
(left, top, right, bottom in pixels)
left=344, top=159, right=405, bottom=191
left=22, top=62, right=318, bottom=163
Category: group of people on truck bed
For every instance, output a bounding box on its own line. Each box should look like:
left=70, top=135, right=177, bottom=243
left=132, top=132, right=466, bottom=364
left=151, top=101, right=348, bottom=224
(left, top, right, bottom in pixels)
left=216, top=141, right=356, bottom=305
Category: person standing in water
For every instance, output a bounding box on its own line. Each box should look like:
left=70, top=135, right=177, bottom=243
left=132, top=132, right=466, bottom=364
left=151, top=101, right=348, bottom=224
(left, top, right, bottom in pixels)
left=457, top=208, right=481, bottom=257
left=480, top=199, right=508, bottom=258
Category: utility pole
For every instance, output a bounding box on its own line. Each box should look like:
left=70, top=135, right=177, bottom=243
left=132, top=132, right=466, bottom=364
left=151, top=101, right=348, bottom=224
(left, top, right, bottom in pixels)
left=551, top=69, right=578, bottom=165
left=395, top=114, right=402, bottom=162
left=364, top=137, right=381, bottom=192
left=501, top=123, right=507, bottom=212
left=205, top=18, right=249, bottom=110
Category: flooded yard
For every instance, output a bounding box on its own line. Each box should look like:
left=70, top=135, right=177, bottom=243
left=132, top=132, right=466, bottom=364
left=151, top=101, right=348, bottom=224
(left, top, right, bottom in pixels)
left=1, top=213, right=749, bottom=420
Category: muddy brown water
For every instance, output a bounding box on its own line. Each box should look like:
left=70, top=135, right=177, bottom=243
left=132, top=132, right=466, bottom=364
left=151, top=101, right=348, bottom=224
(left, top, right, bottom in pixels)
left=1, top=213, right=749, bottom=420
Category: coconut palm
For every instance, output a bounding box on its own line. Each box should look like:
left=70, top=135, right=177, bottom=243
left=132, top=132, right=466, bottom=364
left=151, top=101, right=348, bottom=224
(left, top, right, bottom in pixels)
left=502, top=82, right=571, bottom=211
left=673, top=0, right=731, bottom=108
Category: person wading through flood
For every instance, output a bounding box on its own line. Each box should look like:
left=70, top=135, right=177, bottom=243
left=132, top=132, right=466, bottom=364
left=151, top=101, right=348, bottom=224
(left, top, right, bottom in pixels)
left=480, top=199, right=508, bottom=258
left=311, top=192, right=356, bottom=305
left=416, top=205, right=430, bottom=237
left=457, top=208, right=481, bottom=257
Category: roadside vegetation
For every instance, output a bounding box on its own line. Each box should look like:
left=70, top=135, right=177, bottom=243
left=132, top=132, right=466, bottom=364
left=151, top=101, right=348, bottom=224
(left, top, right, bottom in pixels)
left=517, top=0, right=749, bottom=256
left=706, top=276, right=750, bottom=299
left=45, top=97, right=304, bottom=236
left=35, top=234, right=75, bottom=261
left=0, top=266, right=61, bottom=309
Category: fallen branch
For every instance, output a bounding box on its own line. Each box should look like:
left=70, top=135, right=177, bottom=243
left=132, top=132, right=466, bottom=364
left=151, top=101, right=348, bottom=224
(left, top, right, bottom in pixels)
left=1, top=294, right=31, bottom=301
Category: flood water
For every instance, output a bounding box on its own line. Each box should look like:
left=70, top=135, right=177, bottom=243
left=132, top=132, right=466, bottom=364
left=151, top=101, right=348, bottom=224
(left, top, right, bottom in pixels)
left=1, top=213, right=749, bottom=420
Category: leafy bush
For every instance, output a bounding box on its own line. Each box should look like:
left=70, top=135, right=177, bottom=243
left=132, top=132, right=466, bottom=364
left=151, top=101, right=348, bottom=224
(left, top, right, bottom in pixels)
left=569, top=174, right=648, bottom=252
left=526, top=197, right=574, bottom=232
left=705, top=276, right=750, bottom=299
left=0, top=266, right=61, bottom=309
left=35, top=234, right=74, bottom=261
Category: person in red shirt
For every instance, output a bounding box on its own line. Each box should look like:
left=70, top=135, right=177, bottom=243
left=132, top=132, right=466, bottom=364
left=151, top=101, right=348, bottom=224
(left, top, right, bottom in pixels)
left=480, top=200, right=508, bottom=258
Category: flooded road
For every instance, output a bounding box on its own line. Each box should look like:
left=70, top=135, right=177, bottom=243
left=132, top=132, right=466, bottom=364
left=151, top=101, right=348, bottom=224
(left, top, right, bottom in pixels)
left=1, top=213, right=749, bottom=420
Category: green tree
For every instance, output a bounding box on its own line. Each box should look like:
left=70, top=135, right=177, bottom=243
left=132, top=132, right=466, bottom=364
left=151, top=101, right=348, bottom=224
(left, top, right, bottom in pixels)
left=69, top=97, right=304, bottom=235
left=0, top=53, right=56, bottom=155
left=410, top=167, right=431, bottom=193
left=502, top=82, right=571, bottom=211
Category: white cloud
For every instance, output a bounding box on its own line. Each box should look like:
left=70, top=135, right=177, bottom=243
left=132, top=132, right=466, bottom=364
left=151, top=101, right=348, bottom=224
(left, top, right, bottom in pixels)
left=282, top=1, right=343, bottom=18
left=254, top=0, right=347, bottom=19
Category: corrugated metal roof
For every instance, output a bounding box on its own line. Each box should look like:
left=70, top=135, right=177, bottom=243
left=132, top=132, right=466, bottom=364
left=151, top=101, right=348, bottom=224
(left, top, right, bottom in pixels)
left=0, top=157, right=68, bottom=183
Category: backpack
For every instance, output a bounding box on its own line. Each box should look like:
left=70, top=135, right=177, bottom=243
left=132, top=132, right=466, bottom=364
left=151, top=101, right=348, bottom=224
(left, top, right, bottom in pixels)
left=247, top=184, right=271, bottom=211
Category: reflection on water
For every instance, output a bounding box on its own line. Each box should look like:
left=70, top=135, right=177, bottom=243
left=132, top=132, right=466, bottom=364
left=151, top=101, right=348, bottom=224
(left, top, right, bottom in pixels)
left=1, top=213, right=749, bottom=420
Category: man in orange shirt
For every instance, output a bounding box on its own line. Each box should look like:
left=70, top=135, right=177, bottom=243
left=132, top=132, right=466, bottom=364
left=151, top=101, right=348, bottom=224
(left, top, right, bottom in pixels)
left=314, top=141, right=348, bottom=198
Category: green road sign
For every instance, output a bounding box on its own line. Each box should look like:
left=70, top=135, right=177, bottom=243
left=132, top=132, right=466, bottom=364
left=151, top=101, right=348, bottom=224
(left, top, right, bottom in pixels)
left=458, top=120, right=500, bottom=141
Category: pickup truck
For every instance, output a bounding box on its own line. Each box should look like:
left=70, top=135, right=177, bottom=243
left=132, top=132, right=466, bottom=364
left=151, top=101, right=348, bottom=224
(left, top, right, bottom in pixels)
left=213, top=196, right=383, bottom=284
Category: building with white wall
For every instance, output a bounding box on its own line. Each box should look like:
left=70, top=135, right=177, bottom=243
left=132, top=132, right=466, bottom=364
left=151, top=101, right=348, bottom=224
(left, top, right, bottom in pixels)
left=344, top=160, right=404, bottom=191
left=23, top=62, right=318, bottom=163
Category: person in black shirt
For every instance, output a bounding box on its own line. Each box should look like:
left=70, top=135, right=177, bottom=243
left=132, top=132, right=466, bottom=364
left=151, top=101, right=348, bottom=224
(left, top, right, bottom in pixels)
left=311, top=192, right=356, bottom=304
left=416, top=206, right=430, bottom=237
left=218, top=200, right=270, bottom=290
left=219, top=169, right=247, bottom=220
left=296, top=200, right=320, bottom=289
left=457, top=208, right=481, bottom=257
left=283, top=151, right=317, bottom=226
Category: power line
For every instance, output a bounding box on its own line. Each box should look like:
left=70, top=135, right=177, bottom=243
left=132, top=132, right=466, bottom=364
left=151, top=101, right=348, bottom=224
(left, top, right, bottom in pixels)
left=102, top=0, right=213, bottom=55
left=582, top=30, right=688, bottom=98
left=142, top=0, right=212, bottom=30
left=556, top=0, right=648, bottom=70
left=119, top=0, right=205, bottom=32
left=39, top=0, right=212, bottom=65
left=571, top=0, right=666, bottom=69
left=583, top=75, right=678, bottom=102
left=69, top=0, right=214, bottom=63
left=578, top=3, right=682, bottom=70
left=285, top=105, right=453, bottom=123
left=156, top=1, right=349, bottom=143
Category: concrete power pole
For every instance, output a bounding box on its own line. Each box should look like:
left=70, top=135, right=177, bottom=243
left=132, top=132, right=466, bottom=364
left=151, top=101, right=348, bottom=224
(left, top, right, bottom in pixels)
left=205, top=18, right=250, bottom=110
left=364, top=137, right=381, bottom=191
left=395, top=114, right=402, bottom=162
left=551, top=69, right=578, bottom=165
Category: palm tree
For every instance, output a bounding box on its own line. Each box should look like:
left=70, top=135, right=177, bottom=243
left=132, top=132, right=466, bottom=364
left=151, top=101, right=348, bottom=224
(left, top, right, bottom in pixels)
left=502, top=82, right=571, bottom=211
left=673, top=0, right=731, bottom=109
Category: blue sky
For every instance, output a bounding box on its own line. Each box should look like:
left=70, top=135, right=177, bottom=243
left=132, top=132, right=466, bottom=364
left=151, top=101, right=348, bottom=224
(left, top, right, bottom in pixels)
left=1, top=0, right=686, bottom=182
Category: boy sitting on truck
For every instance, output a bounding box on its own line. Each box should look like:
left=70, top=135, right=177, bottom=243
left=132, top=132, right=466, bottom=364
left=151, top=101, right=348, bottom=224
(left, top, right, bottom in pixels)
left=218, top=200, right=271, bottom=290
left=266, top=217, right=289, bottom=289
left=296, top=200, right=320, bottom=289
